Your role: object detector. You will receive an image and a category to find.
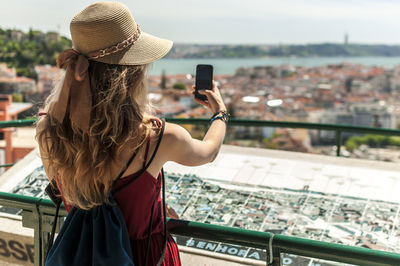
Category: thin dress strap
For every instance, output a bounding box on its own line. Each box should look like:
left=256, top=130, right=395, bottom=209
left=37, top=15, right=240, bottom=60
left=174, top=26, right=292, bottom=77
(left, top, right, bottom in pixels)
left=143, top=119, right=164, bottom=170
left=142, top=134, right=151, bottom=169
left=112, top=147, right=140, bottom=187
left=113, top=119, right=165, bottom=195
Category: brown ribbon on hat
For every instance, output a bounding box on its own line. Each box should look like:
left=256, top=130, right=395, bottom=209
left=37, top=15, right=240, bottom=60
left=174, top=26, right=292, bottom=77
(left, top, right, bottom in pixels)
left=52, top=49, right=92, bottom=132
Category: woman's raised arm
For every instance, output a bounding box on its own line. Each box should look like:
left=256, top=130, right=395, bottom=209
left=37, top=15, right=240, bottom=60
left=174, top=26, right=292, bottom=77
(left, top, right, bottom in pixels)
left=159, top=81, right=227, bottom=166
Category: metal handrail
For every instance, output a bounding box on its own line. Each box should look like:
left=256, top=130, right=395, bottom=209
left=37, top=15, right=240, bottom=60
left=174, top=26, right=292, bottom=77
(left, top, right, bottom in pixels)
left=168, top=219, right=400, bottom=266
left=0, top=191, right=399, bottom=266
left=166, top=117, right=400, bottom=136
left=0, top=119, right=36, bottom=128
left=0, top=192, right=68, bottom=266
left=0, top=163, right=15, bottom=168
left=3, top=118, right=400, bottom=157
left=5, top=118, right=400, bottom=135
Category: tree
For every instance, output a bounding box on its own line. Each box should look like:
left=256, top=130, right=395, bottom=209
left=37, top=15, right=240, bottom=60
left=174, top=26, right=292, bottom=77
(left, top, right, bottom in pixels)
left=160, top=70, right=167, bottom=90
left=29, top=27, right=34, bottom=41
left=173, top=82, right=186, bottom=90
left=12, top=93, right=23, bottom=103
left=227, top=103, right=236, bottom=118
left=0, top=27, right=72, bottom=79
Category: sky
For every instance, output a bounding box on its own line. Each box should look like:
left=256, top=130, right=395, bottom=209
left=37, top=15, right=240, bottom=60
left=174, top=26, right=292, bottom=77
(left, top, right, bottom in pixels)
left=1, top=0, right=400, bottom=45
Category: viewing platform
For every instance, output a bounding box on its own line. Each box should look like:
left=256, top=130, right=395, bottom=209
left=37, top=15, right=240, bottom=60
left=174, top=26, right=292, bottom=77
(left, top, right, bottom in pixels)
left=0, top=118, right=400, bottom=265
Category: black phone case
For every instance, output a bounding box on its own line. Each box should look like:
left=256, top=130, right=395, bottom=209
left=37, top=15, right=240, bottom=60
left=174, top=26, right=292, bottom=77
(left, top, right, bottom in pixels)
left=195, top=65, right=213, bottom=101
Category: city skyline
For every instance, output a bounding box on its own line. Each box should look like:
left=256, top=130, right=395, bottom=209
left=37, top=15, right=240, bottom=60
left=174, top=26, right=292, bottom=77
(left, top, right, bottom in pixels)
left=1, top=0, right=400, bottom=45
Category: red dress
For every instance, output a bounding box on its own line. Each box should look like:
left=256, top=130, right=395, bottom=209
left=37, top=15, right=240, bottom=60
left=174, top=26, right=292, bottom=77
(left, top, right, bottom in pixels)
left=112, top=133, right=181, bottom=266
left=113, top=170, right=181, bottom=265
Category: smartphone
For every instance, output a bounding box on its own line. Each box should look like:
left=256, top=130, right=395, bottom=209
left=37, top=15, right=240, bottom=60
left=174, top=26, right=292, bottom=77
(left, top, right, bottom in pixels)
left=195, top=64, right=213, bottom=102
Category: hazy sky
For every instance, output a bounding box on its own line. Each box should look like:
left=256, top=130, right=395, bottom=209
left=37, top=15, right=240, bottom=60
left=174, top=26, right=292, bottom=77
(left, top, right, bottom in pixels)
left=1, top=0, right=400, bottom=44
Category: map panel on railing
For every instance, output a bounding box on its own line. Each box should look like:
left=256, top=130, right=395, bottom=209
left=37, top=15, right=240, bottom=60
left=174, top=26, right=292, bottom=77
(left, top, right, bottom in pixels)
left=1, top=146, right=400, bottom=265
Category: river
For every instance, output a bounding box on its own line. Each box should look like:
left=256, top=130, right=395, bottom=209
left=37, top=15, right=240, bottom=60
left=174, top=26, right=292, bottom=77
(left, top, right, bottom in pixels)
left=149, top=57, right=400, bottom=76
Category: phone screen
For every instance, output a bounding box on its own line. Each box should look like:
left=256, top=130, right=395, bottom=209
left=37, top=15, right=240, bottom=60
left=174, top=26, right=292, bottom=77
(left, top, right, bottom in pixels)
left=195, top=64, right=213, bottom=101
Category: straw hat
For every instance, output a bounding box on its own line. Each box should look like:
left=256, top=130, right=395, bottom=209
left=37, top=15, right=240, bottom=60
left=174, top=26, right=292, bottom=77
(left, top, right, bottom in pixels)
left=49, top=2, right=172, bottom=133
left=70, top=1, right=173, bottom=65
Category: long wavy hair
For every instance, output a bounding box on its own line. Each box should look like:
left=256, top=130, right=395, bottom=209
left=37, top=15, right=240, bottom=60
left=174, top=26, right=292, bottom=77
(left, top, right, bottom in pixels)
left=36, top=61, right=154, bottom=209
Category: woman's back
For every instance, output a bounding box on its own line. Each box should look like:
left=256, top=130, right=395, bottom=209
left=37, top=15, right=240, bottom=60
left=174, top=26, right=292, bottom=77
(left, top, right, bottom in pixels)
left=36, top=2, right=227, bottom=265
left=113, top=168, right=181, bottom=265
left=110, top=119, right=181, bottom=265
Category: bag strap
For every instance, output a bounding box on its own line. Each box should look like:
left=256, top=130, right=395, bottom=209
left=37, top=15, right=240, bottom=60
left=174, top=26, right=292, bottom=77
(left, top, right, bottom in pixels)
left=47, top=201, right=61, bottom=255
left=139, top=119, right=167, bottom=266
left=45, top=180, right=63, bottom=256
left=144, top=167, right=167, bottom=266
left=158, top=167, right=168, bottom=266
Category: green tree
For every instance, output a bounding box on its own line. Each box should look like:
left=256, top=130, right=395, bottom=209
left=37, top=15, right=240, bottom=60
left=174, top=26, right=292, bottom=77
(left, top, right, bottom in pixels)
left=345, top=139, right=358, bottom=152
left=0, top=27, right=72, bottom=79
left=344, top=134, right=400, bottom=151
left=28, top=27, right=34, bottom=41
left=173, top=82, right=186, bottom=90
left=227, top=103, right=236, bottom=118
left=12, top=93, right=23, bottom=103
left=160, top=70, right=167, bottom=90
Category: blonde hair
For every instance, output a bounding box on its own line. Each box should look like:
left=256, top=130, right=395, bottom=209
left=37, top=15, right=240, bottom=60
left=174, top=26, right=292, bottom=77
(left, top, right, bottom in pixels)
left=36, top=61, right=154, bottom=209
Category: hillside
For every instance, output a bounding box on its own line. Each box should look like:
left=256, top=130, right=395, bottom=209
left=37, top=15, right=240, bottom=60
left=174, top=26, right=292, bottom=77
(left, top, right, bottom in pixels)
left=0, top=28, right=72, bottom=79
left=167, top=43, right=400, bottom=58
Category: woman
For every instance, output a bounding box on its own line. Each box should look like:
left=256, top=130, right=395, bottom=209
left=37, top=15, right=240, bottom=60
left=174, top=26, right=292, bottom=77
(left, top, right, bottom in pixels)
left=36, top=2, right=227, bottom=265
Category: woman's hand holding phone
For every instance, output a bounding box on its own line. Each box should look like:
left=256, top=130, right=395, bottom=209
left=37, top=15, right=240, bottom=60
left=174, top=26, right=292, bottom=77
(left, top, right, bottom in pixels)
left=191, top=81, right=227, bottom=114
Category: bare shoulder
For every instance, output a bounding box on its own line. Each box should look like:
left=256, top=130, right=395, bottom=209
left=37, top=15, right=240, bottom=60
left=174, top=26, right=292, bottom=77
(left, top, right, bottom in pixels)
left=159, top=122, right=211, bottom=166
left=138, top=120, right=192, bottom=174
left=162, top=122, right=193, bottom=146
left=156, top=122, right=187, bottom=163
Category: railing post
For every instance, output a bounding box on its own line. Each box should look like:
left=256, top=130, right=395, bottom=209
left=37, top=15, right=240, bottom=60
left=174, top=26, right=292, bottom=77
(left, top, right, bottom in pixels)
left=33, top=203, right=43, bottom=266
left=266, top=233, right=281, bottom=266
left=336, top=130, right=342, bottom=157
left=271, top=248, right=281, bottom=266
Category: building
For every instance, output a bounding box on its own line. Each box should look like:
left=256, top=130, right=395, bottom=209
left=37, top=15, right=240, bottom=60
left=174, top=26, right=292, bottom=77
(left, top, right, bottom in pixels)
left=10, top=30, right=23, bottom=42
left=35, top=65, right=63, bottom=94
left=319, top=102, right=395, bottom=142
left=0, top=64, right=36, bottom=95
left=0, top=63, right=16, bottom=78
left=45, top=31, right=61, bottom=42
left=0, top=95, right=34, bottom=165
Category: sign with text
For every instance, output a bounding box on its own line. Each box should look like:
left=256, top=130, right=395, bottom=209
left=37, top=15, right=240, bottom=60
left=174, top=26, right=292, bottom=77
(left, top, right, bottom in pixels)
left=0, top=231, right=34, bottom=265
left=173, top=235, right=337, bottom=265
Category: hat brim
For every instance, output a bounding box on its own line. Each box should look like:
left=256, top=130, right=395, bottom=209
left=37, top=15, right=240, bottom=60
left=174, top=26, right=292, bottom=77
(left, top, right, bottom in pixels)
left=92, top=32, right=173, bottom=65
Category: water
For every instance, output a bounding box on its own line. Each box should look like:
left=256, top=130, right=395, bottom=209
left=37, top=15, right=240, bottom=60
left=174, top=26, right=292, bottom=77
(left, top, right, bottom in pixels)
left=149, top=57, right=400, bottom=76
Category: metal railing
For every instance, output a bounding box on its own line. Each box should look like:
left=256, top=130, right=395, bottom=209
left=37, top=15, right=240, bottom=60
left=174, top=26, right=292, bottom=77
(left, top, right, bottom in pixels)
left=1, top=191, right=400, bottom=266
left=1, top=118, right=400, bottom=265
left=3, top=118, right=400, bottom=157
left=0, top=192, right=68, bottom=266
